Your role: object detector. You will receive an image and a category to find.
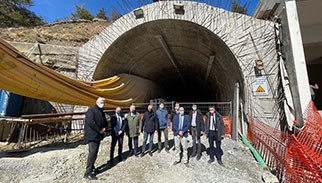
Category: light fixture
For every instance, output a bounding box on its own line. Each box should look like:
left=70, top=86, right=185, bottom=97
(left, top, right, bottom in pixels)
left=254, top=59, right=264, bottom=77
left=173, top=3, right=184, bottom=15
left=255, top=59, right=264, bottom=70
left=133, top=8, right=144, bottom=19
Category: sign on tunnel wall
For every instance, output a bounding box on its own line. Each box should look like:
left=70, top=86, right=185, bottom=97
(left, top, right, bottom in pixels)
left=252, top=76, right=269, bottom=96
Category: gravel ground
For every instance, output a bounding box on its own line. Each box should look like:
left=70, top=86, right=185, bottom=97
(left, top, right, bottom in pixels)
left=0, top=132, right=266, bottom=183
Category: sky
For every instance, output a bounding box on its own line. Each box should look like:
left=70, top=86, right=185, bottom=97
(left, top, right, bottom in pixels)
left=29, top=0, right=259, bottom=23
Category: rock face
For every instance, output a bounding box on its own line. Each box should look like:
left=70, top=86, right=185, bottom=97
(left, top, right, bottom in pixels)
left=0, top=133, right=267, bottom=182
left=0, top=20, right=111, bottom=47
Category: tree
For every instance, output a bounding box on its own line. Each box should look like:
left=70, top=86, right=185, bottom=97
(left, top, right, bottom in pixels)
left=71, top=5, right=94, bottom=20
left=96, top=8, right=109, bottom=20
left=231, top=0, right=248, bottom=15
left=0, top=0, right=45, bottom=27
left=110, top=9, right=122, bottom=21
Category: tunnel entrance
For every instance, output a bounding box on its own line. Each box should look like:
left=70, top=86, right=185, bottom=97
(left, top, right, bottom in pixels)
left=93, top=19, right=243, bottom=103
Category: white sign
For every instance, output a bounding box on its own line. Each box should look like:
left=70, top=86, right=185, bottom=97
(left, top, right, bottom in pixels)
left=252, top=76, right=269, bottom=96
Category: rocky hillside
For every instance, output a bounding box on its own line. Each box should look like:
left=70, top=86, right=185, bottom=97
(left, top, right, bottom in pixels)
left=0, top=19, right=111, bottom=47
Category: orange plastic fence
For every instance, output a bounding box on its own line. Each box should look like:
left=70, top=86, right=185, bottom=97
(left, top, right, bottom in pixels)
left=248, top=101, right=322, bottom=182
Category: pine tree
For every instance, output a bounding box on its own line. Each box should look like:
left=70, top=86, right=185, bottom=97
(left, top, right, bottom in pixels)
left=96, top=8, right=109, bottom=20
left=0, top=0, right=45, bottom=27
left=110, top=9, right=122, bottom=21
left=71, top=5, right=94, bottom=20
left=231, top=0, right=248, bottom=15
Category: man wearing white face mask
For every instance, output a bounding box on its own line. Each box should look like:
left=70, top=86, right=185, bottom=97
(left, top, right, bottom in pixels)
left=189, top=104, right=205, bottom=160
left=84, top=97, right=108, bottom=180
left=155, top=102, right=170, bottom=153
left=172, top=107, right=190, bottom=167
left=205, top=105, right=225, bottom=165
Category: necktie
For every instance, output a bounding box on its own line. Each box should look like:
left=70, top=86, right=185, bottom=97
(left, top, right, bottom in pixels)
left=118, top=115, right=122, bottom=130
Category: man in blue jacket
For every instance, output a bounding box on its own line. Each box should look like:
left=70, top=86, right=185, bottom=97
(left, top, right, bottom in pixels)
left=84, top=97, right=108, bottom=180
left=155, top=102, right=170, bottom=153
left=172, top=107, right=190, bottom=166
left=109, top=107, right=127, bottom=165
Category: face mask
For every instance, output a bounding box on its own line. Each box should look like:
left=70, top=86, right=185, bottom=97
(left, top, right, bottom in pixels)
left=160, top=105, right=164, bottom=109
left=192, top=107, right=197, bottom=111
left=210, top=111, right=214, bottom=115
left=175, top=107, right=179, bottom=111
left=180, top=111, right=184, bottom=115
left=116, top=111, right=121, bottom=115
left=98, top=103, right=104, bottom=109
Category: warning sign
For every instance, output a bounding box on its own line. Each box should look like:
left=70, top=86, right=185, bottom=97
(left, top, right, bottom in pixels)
left=253, top=76, right=269, bottom=96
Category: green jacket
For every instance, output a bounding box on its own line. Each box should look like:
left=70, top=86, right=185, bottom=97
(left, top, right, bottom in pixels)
left=125, top=112, right=142, bottom=138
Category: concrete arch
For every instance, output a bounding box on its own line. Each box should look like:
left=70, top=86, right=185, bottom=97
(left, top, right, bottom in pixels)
left=78, top=0, right=278, bottom=113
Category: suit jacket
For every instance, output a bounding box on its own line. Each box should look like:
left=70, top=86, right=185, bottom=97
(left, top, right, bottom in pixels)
left=142, top=110, right=159, bottom=133
left=189, top=109, right=205, bottom=138
left=172, top=114, right=190, bottom=137
left=84, top=105, right=108, bottom=143
left=111, top=113, right=127, bottom=137
left=205, top=111, right=225, bottom=140
left=125, top=112, right=142, bottom=138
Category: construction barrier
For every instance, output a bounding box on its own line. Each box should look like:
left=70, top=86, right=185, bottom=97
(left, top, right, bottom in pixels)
left=285, top=101, right=322, bottom=182
left=248, top=101, right=322, bottom=182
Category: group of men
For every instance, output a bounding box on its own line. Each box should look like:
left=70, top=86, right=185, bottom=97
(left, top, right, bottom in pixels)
left=83, top=97, right=225, bottom=180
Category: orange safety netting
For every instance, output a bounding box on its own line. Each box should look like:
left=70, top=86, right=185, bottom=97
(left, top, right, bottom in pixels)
left=248, top=101, right=322, bottom=182
left=0, top=38, right=160, bottom=107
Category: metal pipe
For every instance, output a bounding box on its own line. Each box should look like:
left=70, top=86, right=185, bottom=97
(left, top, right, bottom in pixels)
left=232, top=82, right=240, bottom=140
left=241, top=134, right=267, bottom=167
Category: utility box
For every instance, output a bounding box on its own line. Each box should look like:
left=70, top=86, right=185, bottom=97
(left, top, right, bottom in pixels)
left=0, top=90, right=23, bottom=117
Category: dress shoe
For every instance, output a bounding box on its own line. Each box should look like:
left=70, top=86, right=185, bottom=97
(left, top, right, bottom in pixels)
left=165, top=148, right=170, bottom=153
left=217, top=160, right=224, bottom=166
left=173, top=161, right=180, bottom=165
left=140, top=153, right=144, bottom=157
left=149, top=152, right=153, bottom=157
left=93, top=168, right=101, bottom=174
left=184, top=163, right=189, bottom=167
left=191, top=153, right=196, bottom=158
left=196, top=155, right=201, bottom=161
left=84, top=174, right=98, bottom=180
left=208, top=159, right=215, bottom=164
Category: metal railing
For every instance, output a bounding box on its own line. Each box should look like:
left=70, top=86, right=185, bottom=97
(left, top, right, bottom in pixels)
left=132, top=101, right=232, bottom=115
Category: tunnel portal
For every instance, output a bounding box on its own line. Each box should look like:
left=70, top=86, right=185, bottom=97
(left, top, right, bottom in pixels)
left=93, top=20, right=243, bottom=102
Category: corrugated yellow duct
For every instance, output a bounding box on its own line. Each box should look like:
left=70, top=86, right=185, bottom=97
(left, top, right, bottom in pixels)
left=0, top=38, right=135, bottom=107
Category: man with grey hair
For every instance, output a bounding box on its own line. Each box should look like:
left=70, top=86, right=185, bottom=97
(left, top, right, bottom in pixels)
left=84, top=97, right=108, bottom=180
left=125, top=105, right=142, bottom=157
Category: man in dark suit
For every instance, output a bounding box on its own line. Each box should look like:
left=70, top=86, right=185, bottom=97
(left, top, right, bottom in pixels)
left=205, top=105, right=225, bottom=165
left=173, top=107, right=190, bottom=166
left=141, top=104, right=158, bottom=157
left=84, top=97, right=108, bottom=180
left=110, top=107, right=127, bottom=165
left=189, top=104, right=205, bottom=160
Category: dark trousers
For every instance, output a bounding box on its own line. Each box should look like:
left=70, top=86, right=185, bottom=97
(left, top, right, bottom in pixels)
left=84, top=141, right=100, bottom=176
left=208, top=130, right=223, bottom=161
left=142, top=132, right=154, bottom=153
left=191, top=127, right=202, bottom=156
left=157, top=128, right=169, bottom=150
left=128, top=136, right=139, bottom=155
left=110, top=134, right=123, bottom=161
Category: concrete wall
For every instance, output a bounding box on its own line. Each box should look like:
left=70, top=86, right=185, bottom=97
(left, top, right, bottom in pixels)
left=7, top=41, right=79, bottom=113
